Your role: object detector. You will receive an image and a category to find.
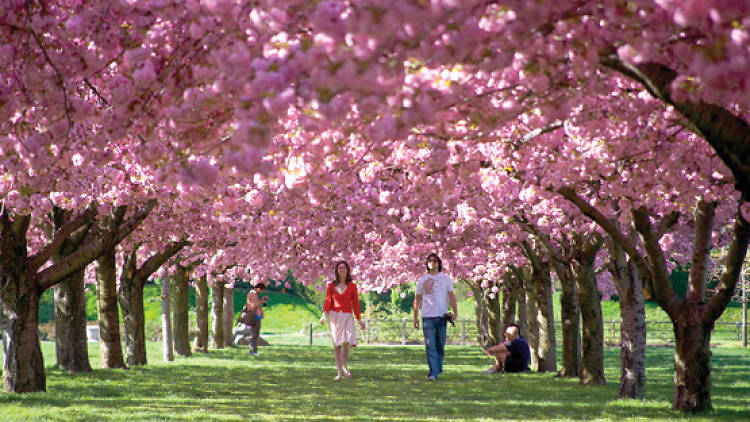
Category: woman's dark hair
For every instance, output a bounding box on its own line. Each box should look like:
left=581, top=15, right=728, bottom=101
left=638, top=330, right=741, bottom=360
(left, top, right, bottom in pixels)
left=334, top=260, right=353, bottom=285
left=253, top=282, right=266, bottom=290
left=425, top=253, right=442, bottom=272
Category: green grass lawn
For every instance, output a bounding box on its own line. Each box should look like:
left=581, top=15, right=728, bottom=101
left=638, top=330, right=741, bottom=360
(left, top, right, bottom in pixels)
left=1, top=342, right=748, bottom=421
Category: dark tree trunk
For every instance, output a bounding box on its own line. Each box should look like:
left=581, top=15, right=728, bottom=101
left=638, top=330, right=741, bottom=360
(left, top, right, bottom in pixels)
left=194, top=275, right=209, bottom=353
left=532, top=260, right=557, bottom=373
left=210, top=283, right=224, bottom=349
left=501, top=277, right=517, bottom=327
left=95, top=249, right=127, bottom=369
left=2, top=279, right=46, bottom=392
left=222, top=286, right=234, bottom=348
left=556, top=263, right=580, bottom=378
left=672, top=305, right=713, bottom=412
left=161, top=274, right=173, bottom=362
left=516, top=277, right=529, bottom=339
left=51, top=208, right=91, bottom=373
left=524, top=276, right=539, bottom=371
left=53, top=269, right=91, bottom=372
left=574, top=249, right=606, bottom=385
left=172, top=266, right=191, bottom=357
left=487, top=288, right=504, bottom=347
left=471, top=282, right=492, bottom=349
left=119, top=279, right=147, bottom=366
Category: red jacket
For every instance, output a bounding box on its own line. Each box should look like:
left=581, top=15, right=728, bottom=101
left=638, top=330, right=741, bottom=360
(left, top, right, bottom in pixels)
left=323, top=282, right=362, bottom=320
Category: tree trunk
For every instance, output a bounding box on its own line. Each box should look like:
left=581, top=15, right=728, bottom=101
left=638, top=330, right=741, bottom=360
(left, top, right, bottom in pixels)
left=53, top=269, right=91, bottom=372
left=575, top=251, right=606, bottom=385
left=471, top=283, right=492, bottom=349
left=194, top=275, right=209, bottom=353
left=119, top=280, right=147, bottom=366
left=222, top=286, right=234, bottom=348
left=517, top=279, right=528, bottom=339
left=525, top=279, right=539, bottom=371
left=556, top=264, right=580, bottom=378
left=486, top=288, right=504, bottom=347
left=533, top=261, right=557, bottom=373
left=161, top=275, right=173, bottom=362
left=618, top=278, right=647, bottom=399
left=210, top=283, right=224, bottom=349
left=672, top=305, right=713, bottom=412
left=2, top=278, right=46, bottom=392
left=172, top=267, right=191, bottom=356
left=51, top=209, right=91, bottom=373
left=610, top=241, right=647, bottom=399
left=95, top=249, right=127, bottom=369
left=501, top=278, right=517, bottom=327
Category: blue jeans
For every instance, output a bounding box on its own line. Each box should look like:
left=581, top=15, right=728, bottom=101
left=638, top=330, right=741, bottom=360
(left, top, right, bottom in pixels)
left=422, top=317, right=447, bottom=378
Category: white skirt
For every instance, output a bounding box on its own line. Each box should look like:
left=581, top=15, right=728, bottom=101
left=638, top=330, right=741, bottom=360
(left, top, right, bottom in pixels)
left=328, top=311, right=357, bottom=347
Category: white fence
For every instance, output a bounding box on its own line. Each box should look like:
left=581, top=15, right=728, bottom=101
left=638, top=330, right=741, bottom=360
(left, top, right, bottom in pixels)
left=294, top=318, right=747, bottom=346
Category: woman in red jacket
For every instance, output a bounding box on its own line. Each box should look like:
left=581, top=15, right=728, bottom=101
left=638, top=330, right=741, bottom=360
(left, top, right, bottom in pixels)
left=319, top=260, right=366, bottom=380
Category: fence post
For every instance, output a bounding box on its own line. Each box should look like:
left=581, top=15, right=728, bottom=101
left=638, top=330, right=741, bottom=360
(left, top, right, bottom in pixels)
left=309, top=321, right=313, bottom=346
left=743, top=276, right=747, bottom=347
left=461, top=320, right=466, bottom=345
left=401, top=318, right=407, bottom=345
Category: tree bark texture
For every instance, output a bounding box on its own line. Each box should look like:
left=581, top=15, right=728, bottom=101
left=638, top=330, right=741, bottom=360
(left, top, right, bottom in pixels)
left=609, top=240, right=647, bottom=399
left=524, top=277, right=539, bottom=371
left=51, top=209, right=91, bottom=373
left=556, top=263, right=580, bottom=378
left=516, top=277, right=528, bottom=340
left=574, top=248, right=606, bottom=385
left=471, top=282, right=492, bottom=349
left=222, top=286, right=234, bottom=348
left=2, top=277, right=46, bottom=392
left=672, top=305, right=713, bottom=412
left=211, top=283, right=224, bottom=349
left=53, top=270, right=91, bottom=372
left=162, top=275, right=173, bottom=362
left=194, top=275, right=209, bottom=353
left=1, top=214, right=45, bottom=393
left=172, top=266, right=191, bottom=357
left=532, top=260, right=557, bottom=373
left=119, top=279, right=147, bottom=366
left=501, top=277, right=517, bottom=327
left=486, top=287, right=504, bottom=347
left=95, top=249, right=127, bottom=369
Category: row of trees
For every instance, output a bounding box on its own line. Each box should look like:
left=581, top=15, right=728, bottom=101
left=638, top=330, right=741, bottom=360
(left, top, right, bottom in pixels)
left=2, top=0, right=750, bottom=413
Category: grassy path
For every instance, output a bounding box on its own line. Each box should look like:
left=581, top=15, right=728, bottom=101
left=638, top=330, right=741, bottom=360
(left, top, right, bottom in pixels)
left=1, top=343, right=748, bottom=421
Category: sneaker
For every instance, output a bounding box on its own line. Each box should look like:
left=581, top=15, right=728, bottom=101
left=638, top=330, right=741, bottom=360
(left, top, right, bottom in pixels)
left=481, top=367, right=499, bottom=375
left=249, top=352, right=259, bottom=356
left=427, top=375, right=436, bottom=381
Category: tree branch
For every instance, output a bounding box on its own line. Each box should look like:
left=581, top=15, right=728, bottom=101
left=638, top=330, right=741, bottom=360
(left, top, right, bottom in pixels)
left=631, top=207, right=682, bottom=317
left=135, top=239, right=191, bottom=281
left=601, top=52, right=750, bottom=199
left=704, top=204, right=750, bottom=323
left=28, top=207, right=97, bottom=271
left=37, top=200, right=157, bottom=290
left=686, top=200, right=716, bottom=302
left=655, top=211, right=680, bottom=240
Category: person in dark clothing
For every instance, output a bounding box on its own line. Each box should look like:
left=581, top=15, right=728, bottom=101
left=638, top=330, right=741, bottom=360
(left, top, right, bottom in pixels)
left=482, top=324, right=530, bottom=374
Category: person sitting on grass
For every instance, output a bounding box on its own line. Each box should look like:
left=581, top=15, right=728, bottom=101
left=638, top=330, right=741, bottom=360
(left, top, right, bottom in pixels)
left=482, top=324, right=530, bottom=374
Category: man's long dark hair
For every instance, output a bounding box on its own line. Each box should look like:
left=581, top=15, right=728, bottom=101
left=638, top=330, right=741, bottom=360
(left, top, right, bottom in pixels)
left=334, top=260, right=353, bottom=284
left=425, top=253, right=442, bottom=273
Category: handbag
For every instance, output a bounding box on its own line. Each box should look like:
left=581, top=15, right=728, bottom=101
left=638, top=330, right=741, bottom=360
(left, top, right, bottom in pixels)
left=237, top=307, right=256, bottom=326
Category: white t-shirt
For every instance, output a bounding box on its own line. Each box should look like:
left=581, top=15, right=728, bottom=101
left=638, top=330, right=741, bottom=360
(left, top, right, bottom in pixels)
left=416, top=273, right=454, bottom=318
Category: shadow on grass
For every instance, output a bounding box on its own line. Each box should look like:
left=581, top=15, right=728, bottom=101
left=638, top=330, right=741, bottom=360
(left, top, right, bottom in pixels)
left=2, top=345, right=748, bottom=421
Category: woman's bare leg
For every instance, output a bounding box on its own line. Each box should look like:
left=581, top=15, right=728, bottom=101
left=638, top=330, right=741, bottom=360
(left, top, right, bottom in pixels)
left=334, top=346, right=343, bottom=379
left=342, top=343, right=351, bottom=377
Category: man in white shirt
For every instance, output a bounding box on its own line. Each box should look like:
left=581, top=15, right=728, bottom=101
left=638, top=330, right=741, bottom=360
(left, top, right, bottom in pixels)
left=413, top=253, right=458, bottom=381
